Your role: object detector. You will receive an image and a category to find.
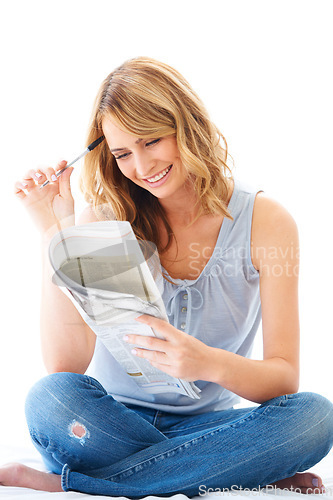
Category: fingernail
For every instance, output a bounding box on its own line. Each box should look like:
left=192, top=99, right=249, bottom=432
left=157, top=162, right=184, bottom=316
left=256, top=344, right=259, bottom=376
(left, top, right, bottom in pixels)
left=51, top=174, right=57, bottom=181
left=34, top=172, right=42, bottom=178
left=131, top=349, right=137, bottom=355
left=123, top=336, right=129, bottom=342
left=22, top=182, right=28, bottom=187
left=312, top=478, right=319, bottom=487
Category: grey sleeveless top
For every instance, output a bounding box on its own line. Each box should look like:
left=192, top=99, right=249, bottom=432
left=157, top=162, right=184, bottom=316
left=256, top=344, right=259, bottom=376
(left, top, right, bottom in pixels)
left=87, top=178, right=262, bottom=414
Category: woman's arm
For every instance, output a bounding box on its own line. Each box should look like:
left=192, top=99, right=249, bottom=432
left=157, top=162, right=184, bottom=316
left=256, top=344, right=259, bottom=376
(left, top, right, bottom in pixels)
left=124, top=193, right=300, bottom=404
left=15, top=163, right=98, bottom=374
left=40, top=205, right=100, bottom=374
left=204, top=193, right=300, bottom=402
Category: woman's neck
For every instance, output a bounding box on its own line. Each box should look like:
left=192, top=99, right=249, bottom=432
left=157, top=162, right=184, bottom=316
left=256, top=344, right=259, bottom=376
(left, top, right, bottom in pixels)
left=158, top=176, right=233, bottom=227
left=158, top=181, right=201, bottom=226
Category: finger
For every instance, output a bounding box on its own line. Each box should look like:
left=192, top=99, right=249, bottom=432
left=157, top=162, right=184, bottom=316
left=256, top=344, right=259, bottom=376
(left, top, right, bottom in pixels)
left=22, top=169, right=48, bottom=185
left=132, top=347, right=169, bottom=364
left=58, top=165, right=74, bottom=199
left=124, top=334, right=168, bottom=351
left=55, top=160, right=68, bottom=177
left=135, top=315, right=177, bottom=339
left=31, top=170, right=46, bottom=184
left=135, top=315, right=169, bottom=328
left=14, top=181, right=29, bottom=199
left=24, top=169, right=45, bottom=182
left=37, top=166, right=58, bottom=185
left=22, top=169, right=38, bottom=182
left=148, top=361, right=176, bottom=377
left=18, top=170, right=44, bottom=191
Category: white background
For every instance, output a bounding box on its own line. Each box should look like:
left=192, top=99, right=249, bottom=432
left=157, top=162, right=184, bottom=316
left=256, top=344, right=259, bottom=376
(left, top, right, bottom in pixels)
left=1, top=0, right=332, bottom=447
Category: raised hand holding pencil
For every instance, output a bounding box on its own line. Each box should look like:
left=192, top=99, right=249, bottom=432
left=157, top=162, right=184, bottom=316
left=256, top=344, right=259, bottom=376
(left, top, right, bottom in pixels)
left=14, top=136, right=104, bottom=236
left=40, top=136, right=105, bottom=188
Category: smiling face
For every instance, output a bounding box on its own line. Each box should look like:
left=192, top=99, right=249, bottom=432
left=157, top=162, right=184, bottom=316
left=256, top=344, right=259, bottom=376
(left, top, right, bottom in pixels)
left=102, top=117, right=190, bottom=203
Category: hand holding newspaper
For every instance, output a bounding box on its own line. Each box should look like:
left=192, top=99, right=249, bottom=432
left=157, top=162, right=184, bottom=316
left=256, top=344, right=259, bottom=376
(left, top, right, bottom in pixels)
left=49, top=221, right=201, bottom=399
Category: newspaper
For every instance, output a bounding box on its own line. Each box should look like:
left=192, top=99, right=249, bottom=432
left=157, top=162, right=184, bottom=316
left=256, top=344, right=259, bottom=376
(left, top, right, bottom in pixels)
left=49, top=221, right=201, bottom=399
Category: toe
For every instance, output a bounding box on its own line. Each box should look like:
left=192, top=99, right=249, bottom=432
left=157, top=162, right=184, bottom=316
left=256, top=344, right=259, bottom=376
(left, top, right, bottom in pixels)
left=298, top=472, right=325, bottom=494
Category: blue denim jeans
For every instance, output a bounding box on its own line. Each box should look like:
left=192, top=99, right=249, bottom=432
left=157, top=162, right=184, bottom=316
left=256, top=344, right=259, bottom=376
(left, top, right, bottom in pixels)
left=25, top=372, right=333, bottom=498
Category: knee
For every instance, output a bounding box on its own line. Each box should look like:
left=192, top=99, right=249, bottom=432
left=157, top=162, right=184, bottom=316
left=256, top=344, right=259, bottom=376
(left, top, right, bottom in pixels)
left=301, top=392, right=333, bottom=441
left=25, top=372, right=100, bottom=432
left=288, top=392, right=333, bottom=457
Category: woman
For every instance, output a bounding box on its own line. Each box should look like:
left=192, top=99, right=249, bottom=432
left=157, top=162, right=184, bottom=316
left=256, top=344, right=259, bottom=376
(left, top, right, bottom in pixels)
left=4, top=57, right=333, bottom=496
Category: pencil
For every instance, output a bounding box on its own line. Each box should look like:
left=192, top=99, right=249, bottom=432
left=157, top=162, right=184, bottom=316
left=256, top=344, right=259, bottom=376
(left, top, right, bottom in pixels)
left=40, top=136, right=105, bottom=188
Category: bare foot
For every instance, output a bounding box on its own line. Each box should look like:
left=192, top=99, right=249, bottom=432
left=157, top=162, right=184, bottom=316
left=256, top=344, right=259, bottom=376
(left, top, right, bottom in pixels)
left=269, top=471, right=325, bottom=494
left=0, top=463, right=62, bottom=492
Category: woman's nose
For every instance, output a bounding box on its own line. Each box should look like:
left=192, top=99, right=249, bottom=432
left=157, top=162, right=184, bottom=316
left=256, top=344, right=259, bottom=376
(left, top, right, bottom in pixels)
left=134, top=153, right=155, bottom=178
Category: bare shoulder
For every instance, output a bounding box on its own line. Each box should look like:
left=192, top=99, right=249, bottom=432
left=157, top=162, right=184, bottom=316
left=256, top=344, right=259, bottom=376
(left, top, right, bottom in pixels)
left=251, top=192, right=299, bottom=272
left=77, top=205, right=100, bottom=225
left=252, top=192, right=298, bottom=233
left=77, top=203, right=116, bottom=225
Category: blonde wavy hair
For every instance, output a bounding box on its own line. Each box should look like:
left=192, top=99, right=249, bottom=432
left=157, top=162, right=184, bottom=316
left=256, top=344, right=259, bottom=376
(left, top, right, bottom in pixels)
left=80, top=56, right=233, bottom=253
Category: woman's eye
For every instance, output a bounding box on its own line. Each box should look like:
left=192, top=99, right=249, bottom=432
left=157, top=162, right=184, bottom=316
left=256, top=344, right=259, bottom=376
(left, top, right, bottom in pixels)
left=146, top=139, right=161, bottom=147
left=114, top=152, right=130, bottom=160
left=114, top=139, right=160, bottom=160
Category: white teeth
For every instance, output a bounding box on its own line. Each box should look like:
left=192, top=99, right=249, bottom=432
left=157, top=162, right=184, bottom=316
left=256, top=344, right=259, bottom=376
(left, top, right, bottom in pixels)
left=146, top=165, right=172, bottom=183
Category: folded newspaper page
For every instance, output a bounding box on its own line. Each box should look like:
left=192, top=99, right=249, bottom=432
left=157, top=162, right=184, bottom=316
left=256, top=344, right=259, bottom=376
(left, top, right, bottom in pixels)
left=49, top=220, right=201, bottom=399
